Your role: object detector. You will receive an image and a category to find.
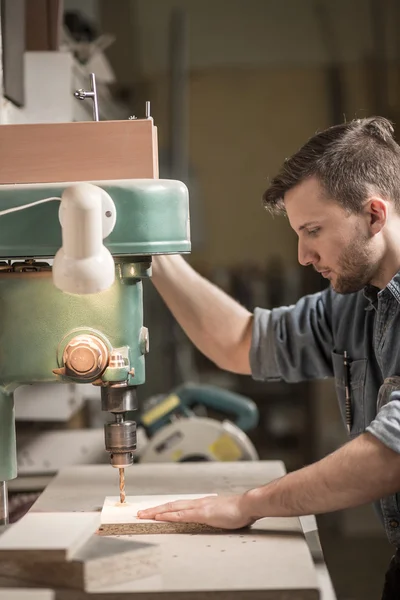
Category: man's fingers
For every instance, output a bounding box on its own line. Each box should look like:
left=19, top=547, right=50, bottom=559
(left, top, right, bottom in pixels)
left=154, top=509, right=201, bottom=523
left=137, top=504, right=172, bottom=518
left=138, top=500, right=198, bottom=519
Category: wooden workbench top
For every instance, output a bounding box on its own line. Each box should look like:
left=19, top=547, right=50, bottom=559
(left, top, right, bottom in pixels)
left=4, top=462, right=321, bottom=599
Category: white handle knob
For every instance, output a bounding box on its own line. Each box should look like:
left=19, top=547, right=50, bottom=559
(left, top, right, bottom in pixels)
left=53, top=183, right=117, bottom=295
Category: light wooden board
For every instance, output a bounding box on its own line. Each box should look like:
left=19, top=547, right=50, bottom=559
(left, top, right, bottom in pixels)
left=102, top=494, right=217, bottom=524
left=20, top=462, right=321, bottom=599
left=0, top=537, right=159, bottom=593
left=0, top=120, right=159, bottom=184
left=0, top=512, right=99, bottom=562
left=0, top=511, right=159, bottom=591
left=71, top=536, right=158, bottom=592
left=99, top=494, right=219, bottom=535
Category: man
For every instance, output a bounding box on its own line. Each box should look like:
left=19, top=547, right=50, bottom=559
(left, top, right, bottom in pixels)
left=138, top=116, right=400, bottom=597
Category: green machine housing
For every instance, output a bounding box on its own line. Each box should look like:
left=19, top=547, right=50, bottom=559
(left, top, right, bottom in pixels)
left=0, top=178, right=190, bottom=501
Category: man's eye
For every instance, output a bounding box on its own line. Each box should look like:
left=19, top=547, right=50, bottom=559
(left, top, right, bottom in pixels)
left=307, top=228, right=320, bottom=237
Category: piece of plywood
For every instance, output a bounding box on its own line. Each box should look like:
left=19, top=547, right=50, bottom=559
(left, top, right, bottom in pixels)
left=0, top=512, right=99, bottom=562
left=70, top=536, right=158, bottom=592
left=0, top=119, right=159, bottom=184
left=0, top=537, right=159, bottom=593
left=99, top=494, right=220, bottom=535
left=0, top=511, right=159, bottom=592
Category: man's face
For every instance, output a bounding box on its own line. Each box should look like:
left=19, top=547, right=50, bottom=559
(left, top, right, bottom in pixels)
left=284, top=177, right=377, bottom=294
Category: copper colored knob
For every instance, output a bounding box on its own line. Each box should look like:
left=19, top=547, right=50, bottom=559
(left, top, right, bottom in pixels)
left=63, top=335, right=108, bottom=380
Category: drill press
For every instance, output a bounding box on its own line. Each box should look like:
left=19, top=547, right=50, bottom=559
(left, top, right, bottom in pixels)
left=0, top=99, right=190, bottom=524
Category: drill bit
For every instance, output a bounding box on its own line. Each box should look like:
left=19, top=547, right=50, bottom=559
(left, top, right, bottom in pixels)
left=119, top=468, right=126, bottom=504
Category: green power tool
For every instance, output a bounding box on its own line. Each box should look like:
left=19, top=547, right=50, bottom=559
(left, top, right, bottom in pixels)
left=0, top=66, right=191, bottom=526
left=137, top=384, right=259, bottom=463
left=0, top=177, right=190, bottom=524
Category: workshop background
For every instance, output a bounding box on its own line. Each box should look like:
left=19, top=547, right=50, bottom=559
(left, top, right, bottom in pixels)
left=2, top=0, right=400, bottom=598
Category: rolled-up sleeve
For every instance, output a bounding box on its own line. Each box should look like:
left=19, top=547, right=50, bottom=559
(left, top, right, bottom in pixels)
left=250, top=289, right=334, bottom=383
left=366, top=391, right=400, bottom=454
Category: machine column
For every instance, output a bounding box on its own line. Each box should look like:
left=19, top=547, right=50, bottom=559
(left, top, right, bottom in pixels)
left=0, top=482, right=8, bottom=526
left=0, top=391, right=17, bottom=525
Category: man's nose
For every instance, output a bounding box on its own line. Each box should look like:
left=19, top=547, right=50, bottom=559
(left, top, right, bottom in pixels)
left=298, top=239, right=317, bottom=266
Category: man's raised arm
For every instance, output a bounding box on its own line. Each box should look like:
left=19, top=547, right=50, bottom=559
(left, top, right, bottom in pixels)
left=152, top=255, right=253, bottom=374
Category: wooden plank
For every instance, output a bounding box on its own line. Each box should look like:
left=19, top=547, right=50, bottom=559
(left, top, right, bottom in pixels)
left=0, top=119, right=158, bottom=184
left=0, top=511, right=159, bottom=592
left=101, top=494, right=217, bottom=524
left=70, top=536, right=158, bottom=592
left=99, top=494, right=220, bottom=535
left=0, top=537, right=159, bottom=593
left=0, top=512, right=99, bottom=562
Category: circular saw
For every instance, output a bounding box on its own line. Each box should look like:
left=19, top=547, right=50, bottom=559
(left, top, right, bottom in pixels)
left=136, top=383, right=259, bottom=463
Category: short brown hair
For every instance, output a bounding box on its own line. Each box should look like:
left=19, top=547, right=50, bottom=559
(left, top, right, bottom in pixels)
left=263, top=116, right=400, bottom=214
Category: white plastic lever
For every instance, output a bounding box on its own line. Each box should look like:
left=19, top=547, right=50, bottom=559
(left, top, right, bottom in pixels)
left=53, top=182, right=116, bottom=294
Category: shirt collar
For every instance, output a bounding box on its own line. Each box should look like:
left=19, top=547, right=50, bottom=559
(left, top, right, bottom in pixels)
left=386, top=270, right=400, bottom=304
left=363, top=270, right=400, bottom=309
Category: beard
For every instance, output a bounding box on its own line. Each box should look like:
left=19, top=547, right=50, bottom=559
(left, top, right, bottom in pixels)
left=330, top=233, right=377, bottom=294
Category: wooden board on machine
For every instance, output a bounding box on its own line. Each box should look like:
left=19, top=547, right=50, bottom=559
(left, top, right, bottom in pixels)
left=0, top=512, right=158, bottom=592
left=0, top=119, right=159, bottom=184
left=16, top=463, right=321, bottom=599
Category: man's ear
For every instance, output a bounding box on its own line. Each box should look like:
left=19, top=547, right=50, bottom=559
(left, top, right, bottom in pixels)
left=365, top=198, right=388, bottom=234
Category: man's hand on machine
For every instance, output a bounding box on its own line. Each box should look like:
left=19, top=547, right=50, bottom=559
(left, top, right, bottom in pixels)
left=137, top=494, right=257, bottom=529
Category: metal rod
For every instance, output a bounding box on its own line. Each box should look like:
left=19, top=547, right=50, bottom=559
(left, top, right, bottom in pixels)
left=90, top=73, right=100, bottom=122
left=145, top=101, right=151, bottom=119
left=0, top=481, right=9, bottom=526
left=73, top=73, right=100, bottom=122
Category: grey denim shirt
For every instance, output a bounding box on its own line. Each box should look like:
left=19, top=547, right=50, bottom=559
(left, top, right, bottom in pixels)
left=250, top=271, right=400, bottom=545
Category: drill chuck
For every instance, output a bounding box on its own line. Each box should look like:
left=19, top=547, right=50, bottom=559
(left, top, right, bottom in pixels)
left=104, top=419, right=137, bottom=467
left=101, top=385, right=138, bottom=467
